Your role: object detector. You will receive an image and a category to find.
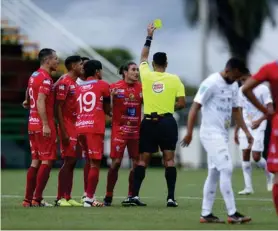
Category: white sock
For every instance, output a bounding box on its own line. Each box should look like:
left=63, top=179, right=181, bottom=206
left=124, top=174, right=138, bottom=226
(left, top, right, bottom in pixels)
left=201, top=168, right=219, bottom=216
left=255, top=157, right=272, bottom=181
left=242, top=161, right=253, bottom=190
left=219, top=168, right=237, bottom=216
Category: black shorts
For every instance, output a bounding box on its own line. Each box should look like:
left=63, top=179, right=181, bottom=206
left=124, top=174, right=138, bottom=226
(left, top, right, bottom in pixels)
left=139, top=114, right=178, bottom=153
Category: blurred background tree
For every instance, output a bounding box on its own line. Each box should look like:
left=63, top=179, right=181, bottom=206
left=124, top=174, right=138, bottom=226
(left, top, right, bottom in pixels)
left=184, top=0, right=277, bottom=64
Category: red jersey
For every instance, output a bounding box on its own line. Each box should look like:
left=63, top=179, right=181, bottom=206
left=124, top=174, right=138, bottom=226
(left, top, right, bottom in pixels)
left=55, top=74, right=78, bottom=128
left=111, top=80, right=143, bottom=139
left=28, top=68, right=55, bottom=132
left=253, top=61, right=278, bottom=112
left=75, top=78, right=110, bottom=134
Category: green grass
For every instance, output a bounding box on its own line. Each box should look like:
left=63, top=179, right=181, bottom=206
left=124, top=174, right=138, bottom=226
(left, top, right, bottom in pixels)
left=1, top=168, right=277, bottom=229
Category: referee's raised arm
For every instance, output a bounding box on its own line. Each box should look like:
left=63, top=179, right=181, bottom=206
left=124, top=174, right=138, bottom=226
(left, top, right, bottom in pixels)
left=130, top=22, right=186, bottom=208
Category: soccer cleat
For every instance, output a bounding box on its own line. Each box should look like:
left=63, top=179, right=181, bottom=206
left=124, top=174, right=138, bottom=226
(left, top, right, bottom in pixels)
left=121, top=197, right=135, bottom=207
left=267, top=183, right=273, bottom=192
left=238, top=188, right=254, bottom=195
left=56, top=198, right=72, bottom=207
left=81, top=195, right=86, bottom=204
left=84, top=197, right=104, bottom=207
left=227, top=211, right=251, bottom=224
left=32, top=199, right=53, bottom=207
left=22, top=199, right=32, bottom=207
left=267, top=174, right=274, bottom=191
left=200, top=213, right=225, bottom=223
left=67, top=199, right=83, bottom=207
left=167, top=199, right=178, bottom=207
left=129, top=196, right=147, bottom=206
left=103, top=196, right=113, bottom=206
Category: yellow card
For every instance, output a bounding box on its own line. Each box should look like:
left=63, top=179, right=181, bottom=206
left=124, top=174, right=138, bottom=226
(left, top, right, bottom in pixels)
left=154, top=19, right=162, bottom=29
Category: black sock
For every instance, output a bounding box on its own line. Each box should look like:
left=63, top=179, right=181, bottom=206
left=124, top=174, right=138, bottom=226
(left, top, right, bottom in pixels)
left=132, top=165, right=146, bottom=197
left=165, top=167, right=177, bottom=200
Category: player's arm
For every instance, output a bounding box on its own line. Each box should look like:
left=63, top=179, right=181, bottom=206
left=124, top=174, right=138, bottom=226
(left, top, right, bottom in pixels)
left=181, top=80, right=214, bottom=147
left=22, top=88, right=30, bottom=109
left=103, top=84, right=112, bottom=116
left=140, top=23, right=156, bottom=63
left=175, top=79, right=186, bottom=111
left=232, top=107, right=253, bottom=149
left=37, top=93, right=51, bottom=137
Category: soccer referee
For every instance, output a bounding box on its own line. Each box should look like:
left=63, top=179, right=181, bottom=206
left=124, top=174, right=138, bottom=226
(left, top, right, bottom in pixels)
left=130, top=23, right=186, bottom=207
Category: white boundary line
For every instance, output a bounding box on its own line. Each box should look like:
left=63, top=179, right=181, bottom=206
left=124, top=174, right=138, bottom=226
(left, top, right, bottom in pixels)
left=1, top=195, right=272, bottom=202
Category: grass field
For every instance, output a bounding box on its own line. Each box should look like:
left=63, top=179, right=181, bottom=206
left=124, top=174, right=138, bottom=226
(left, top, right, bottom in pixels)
left=1, top=168, right=277, bottom=230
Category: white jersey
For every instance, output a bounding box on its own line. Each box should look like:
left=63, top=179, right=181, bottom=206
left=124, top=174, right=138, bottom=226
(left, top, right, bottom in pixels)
left=194, top=72, right=239, bottom=136
left=238, top=84, right=272, bottom=131
left=76, top=77, right=87, bottom=85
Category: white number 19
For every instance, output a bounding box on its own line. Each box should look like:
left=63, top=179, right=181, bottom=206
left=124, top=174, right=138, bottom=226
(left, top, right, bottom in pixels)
left=77, top=92, right=96, bottom=113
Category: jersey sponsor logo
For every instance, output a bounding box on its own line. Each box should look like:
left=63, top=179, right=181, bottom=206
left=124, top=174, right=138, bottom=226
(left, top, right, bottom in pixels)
left=70, top=85, right=76, bottom=89
left=127, top=107, right=136, bottom=117
left=43, top=79, right=51, bottom=85
left=76, top=120, right=94, bottom=126
left=152, top=82, right=165, bottom=93
left=29, top=117, right=40, bottom=123
left=31, top=71, right=40, bottom=77
left=59, top=84, right=65, bottom=90
left=81, top=85, right=93, bottom=91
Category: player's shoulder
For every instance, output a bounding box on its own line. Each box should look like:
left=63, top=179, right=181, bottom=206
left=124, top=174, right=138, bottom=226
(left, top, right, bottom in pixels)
left=111, top=80, right=124, bottom=88
left=201, top=73, right=219, bottom=86
left=98, top=79, right=110, bottom=87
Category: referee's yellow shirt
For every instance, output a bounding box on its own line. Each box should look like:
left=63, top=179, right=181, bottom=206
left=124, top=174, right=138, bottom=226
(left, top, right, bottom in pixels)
left=139, top=61, right=185, bottom=115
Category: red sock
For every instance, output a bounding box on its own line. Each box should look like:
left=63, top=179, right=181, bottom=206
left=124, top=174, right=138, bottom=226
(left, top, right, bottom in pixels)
left=128, top=169, right=134, bottom=197
left=57, top=165, right=68, bottom=200
left=273, top=184, right=278, bottom=215
left=86, top=167, right=99, bottom=198
left=34, top=164, right=51, bottom=201
left=106, top=168, right=119, bottom=197
left=64, top=168, right=74, bottom=200
left=84, top=160, right=90, bottom=193
left=24, top=166, right=38, bottom=201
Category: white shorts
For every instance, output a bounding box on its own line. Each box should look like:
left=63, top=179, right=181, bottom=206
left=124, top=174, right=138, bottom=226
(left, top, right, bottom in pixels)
left=239, top=129, right=265, bottom=152
left=200, top=133, right=232, bottom=171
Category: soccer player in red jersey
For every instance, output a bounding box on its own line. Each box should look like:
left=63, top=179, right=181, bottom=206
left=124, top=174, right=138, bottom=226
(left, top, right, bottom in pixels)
left=55, top=56, right=83, bottom=207
left=242, top=61, right=278, bottom=215
left=22, top=48, right=59, bottom=207
left=76, top=60, right=111, bottom=207
left=103, top=62, right=142, bottom=206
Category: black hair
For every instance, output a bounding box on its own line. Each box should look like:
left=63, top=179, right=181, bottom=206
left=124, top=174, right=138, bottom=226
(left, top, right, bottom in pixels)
left=153, top=52, right=167, bottom=66
left=119, top=61, right=136, bottom=79
left=64, top=55, right=82, bottom=71
left=225, top=57, right=247, bottom=73
left=81, top=57, right=90, bottom=62
left=84, top=60, right=102, bottom=77
left=38, top=48, right=56, bottom=63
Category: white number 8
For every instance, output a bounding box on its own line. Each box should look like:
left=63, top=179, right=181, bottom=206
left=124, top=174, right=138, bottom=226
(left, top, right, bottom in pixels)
left=77, top=92, right=96, bottom=113
left=29, top=88, right=35, bottom=109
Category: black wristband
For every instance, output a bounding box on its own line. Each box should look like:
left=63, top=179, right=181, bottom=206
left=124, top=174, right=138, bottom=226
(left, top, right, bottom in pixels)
left=144, top=39, right=151, bottom=47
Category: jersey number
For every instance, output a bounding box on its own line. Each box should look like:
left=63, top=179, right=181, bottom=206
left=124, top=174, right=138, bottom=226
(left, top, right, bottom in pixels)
left=29, top=88, right=35, bottom=109
left=77, top=92, right=96, bottom=113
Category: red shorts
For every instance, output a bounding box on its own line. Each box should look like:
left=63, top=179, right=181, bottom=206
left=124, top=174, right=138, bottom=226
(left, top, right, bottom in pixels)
left=29, top=132, right=57, bottom=161
left=78, top=133, right=104, bottom=160
left=267, top=114, right=278, bottom=173
left=110, top=135, right=139, bottom=159
left=58, top=128, right=77, bottom=159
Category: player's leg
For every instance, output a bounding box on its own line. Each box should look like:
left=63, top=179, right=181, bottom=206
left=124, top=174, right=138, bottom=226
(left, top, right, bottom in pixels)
left=104, top=137, right=126, bottom=206
left=252, top=130, right=273, bottom=191
left=200, top=167, right=224, bottom=223
left=159, top=115, right=178, bottom=207
left=23, top=133, right=41, bottom=207
left=238, top=149, right=254, bottom=194
left=83, top=134, right=104, bottom=207
left=83, top=158, right=90, bottom=198
left=273, top=173, right=278, bottom=215
left=32, top=133, right=56, bottom=207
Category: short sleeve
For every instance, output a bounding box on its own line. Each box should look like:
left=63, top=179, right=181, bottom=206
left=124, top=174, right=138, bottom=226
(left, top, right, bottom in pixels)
left=232, top=84, right=239, bottom=108
left=194, top=79, right=215, bottom=105
left=139, top=62, right=151, bottom=80
left=252, top=64, right=269, bottom=82
left=261, top=86, right=273, bottom=105
left=39, top=78, right=52, bottom=96
left=56, top=82, right=69, bottom=101
left=237, top=88, right=244, bottom=107
left=176, top=78, right=185, bottom=97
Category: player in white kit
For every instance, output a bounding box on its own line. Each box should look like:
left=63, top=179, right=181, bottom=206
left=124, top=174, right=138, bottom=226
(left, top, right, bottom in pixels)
left=235, top=73, right=274, bottom=194
left=182, top=58, right=252, bottom=224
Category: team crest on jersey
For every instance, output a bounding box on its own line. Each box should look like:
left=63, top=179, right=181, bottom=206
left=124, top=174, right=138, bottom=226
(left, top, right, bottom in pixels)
left=59, top=84, right=65, bottom=90
left=152, top=82, right=165, bottom=93
left=31, top=71, right=40, bottom=77
left=129, top=93, right=135, bottom=100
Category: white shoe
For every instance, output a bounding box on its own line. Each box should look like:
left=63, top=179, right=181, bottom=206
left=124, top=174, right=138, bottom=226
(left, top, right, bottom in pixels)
left=41, top=200, right=53, bottom=207
left=238, top=188, right=254, bottom=195
left=267, top=174, right=274, bottom=191
left=83, top=197, right=104, bottom=207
